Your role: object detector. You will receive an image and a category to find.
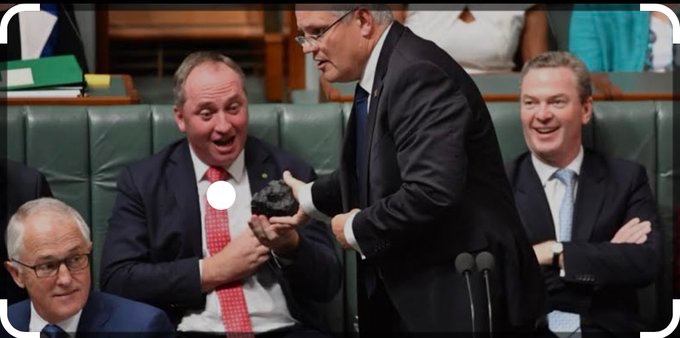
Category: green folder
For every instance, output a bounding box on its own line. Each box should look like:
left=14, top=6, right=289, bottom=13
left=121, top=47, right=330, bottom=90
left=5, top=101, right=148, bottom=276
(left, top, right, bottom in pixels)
left=0, top=54, right=84, bottom=90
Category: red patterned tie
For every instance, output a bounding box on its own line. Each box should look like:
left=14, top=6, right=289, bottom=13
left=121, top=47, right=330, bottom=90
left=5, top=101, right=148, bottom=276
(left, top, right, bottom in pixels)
left=204, top=166, right=253, bottom=336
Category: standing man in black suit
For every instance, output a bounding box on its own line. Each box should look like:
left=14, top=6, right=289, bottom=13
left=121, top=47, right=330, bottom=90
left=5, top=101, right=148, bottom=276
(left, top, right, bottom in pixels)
left=1, top=159, right=52, bottom=304
left=278, top=5, right=545, bottom=334
left=100, top=51, right=340, bottom=336
left=506, top=51, right=662, bottom=336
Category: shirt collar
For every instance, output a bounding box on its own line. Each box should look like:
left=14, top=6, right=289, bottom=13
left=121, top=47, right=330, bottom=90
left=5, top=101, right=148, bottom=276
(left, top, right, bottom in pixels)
left=531, top=146, right=584, bottom=186
left=29, top=302, right=82, bottom=333
left=358, top=23, right=393, bottom=95
left=189, top=143, right=246, bottom=183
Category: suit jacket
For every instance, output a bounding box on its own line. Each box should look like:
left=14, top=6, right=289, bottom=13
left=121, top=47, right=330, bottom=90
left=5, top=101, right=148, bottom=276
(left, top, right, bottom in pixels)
left=506, top=149, right=662, bottom=333
left=1, top=159, right=52, bottom=305
left=1, top=291, right=174, bottom=336
left=311, top=22, right=544, bottom=332
left=100, top=137, right=341, bottom=330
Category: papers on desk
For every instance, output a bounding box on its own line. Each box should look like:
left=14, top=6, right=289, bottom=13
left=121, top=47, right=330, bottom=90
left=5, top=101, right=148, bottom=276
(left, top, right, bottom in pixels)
left=5, top=86, right=83, bottom=98
left=0, top=54, right=84, bottom=90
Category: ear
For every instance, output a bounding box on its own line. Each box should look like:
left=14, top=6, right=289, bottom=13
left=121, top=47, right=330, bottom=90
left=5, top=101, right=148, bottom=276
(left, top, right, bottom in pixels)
left=355, top=8, right=374, bottom=38
left=174, top=106, right=187, bottom=133
left=581, top=97, right=593, bottom=125
left=5, top=261, right=25, bottom=289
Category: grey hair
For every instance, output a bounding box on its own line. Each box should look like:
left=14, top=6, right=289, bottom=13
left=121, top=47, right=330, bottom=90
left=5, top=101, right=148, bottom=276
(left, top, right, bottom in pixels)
left=5, top=197, right=90, bottom=260
left=329, top=4, right=394, bottom=24
left=520, top=51, right=592, bottom=103
left=173, top=51, right=247, bottom=107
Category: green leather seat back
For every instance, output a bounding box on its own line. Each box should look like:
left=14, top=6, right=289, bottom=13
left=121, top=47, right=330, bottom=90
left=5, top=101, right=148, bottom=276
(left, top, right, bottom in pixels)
left=280, top=103, right=345, bottom=176
left=89, top=106, right=153, bottom=287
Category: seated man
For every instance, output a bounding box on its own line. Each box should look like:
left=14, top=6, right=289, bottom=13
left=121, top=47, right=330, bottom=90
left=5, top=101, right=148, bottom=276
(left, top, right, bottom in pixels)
left=99, top=51, right=341, bottom=335
left=506, top=51, right=662, bottom=336
left=2, top=197, right=174, bottom=335
left=1, top=159, right=53, bottom=305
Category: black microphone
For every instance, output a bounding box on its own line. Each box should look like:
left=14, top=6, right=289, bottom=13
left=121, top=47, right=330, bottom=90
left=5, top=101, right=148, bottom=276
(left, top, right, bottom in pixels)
left=455, top=252, right=476, bottom=337
left=476, top=251, right=495, bottom=337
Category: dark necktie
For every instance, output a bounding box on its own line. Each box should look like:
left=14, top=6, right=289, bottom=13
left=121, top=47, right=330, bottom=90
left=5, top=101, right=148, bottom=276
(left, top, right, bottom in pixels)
left=41, top=324, right=67, bottom=338
left=354, top=84, right=370, bottom=185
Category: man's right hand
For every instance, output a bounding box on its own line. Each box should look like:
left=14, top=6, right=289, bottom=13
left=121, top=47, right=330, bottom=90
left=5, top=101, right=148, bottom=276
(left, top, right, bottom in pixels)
left=201, top=229, right=270, bottom=292
left=270, top=170, right=310, bottom=226
left=610, top=217, right=652, bottom=244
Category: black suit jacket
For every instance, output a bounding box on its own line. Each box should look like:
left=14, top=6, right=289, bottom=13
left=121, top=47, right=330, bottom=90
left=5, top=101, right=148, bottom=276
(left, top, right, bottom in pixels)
left=1, top=159, right=52, bottom=304
left=100, top=137, right=341, bottom=330
left=2, top=291, right=174, bottom=336
left=506, top=149, right=662, bottom=333
left=311, top=22, right=544, bottom=332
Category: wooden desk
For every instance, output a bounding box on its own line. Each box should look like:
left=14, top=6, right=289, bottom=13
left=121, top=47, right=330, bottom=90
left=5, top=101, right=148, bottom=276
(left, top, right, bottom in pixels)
left=321, top=72, right=676, bottom=102
left=3, top=75, right=140, bottom=106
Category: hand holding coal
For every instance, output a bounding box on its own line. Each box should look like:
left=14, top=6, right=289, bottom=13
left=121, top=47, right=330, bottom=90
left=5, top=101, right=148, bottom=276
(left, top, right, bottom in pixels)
left=251, top=179, right=299, bottom=217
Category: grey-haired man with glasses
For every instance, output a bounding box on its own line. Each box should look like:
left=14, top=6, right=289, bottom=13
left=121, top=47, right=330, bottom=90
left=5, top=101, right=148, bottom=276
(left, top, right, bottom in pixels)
left=2, top=197, right=174, bottom=336
left=278, top=4, right=546, bottom=335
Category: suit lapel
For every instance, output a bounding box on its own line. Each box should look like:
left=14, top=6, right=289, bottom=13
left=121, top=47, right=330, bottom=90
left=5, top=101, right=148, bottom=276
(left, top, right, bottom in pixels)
left=77, top=292, right=110, bottom=332
left=572, top=151, right=606, bottom=241
left=245, top=137, right=276, bottom=196
left=513, top=155, right=556, bottom=243
left=360, top=22, right=404, bottom=205
left=9, top=300, right=30, bottom=331
left=168, top=140, right=202, bottom=257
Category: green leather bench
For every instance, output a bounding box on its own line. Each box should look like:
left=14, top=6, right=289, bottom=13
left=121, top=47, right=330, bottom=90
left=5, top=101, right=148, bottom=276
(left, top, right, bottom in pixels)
left=6, top=101, right=674, bottom=333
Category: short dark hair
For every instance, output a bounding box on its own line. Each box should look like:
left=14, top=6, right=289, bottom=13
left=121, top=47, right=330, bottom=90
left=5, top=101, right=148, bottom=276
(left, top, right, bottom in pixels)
left=520, top=51, right=592, bottom=103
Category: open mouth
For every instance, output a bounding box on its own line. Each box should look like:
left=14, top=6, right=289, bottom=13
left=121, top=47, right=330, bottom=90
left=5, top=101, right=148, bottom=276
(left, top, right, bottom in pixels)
left=534, top=126, right=559, bottom=135
left=214, top=136, right=235, bottom=147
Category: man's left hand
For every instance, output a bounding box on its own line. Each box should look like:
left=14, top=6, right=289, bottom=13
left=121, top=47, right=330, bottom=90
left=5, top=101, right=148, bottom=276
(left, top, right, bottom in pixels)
left=331, top=209, right=360, bottom=249
left=249, top=214, right=300, bottom=257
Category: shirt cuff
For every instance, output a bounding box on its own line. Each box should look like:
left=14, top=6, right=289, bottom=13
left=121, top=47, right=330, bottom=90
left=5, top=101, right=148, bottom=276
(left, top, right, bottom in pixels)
left=344, top=212, right=366, bottom=259
left=299, top=182, right=331, bottom=223
left=198, top=259, right=204, bottom=279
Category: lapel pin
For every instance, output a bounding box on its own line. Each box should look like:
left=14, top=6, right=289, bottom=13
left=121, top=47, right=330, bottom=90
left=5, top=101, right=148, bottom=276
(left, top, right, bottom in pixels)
left=261, top=173, right=268, bottom=179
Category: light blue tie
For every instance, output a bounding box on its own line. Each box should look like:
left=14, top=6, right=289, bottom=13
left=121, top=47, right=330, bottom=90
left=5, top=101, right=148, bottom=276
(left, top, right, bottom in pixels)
left=548, top=168, right=581, bottom=335
left=554, top=169, right=576, bottom=242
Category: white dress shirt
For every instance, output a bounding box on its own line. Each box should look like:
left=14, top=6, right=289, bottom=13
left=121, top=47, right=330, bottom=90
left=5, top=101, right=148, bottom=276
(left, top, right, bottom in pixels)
left=298, top=23, right=394, bottom=259
left=29, top=303, right=81, bottom=334
left=405, top=4, right=534, bottom=74
left=530, top=146, right=584, bottom=243
left=177, top=146, right=296, bottom=332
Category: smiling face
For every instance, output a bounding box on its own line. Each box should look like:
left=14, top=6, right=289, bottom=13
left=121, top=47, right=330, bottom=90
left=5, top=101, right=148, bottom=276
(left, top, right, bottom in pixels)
left=6, top=211, right=92, bottom=324
left=174, top=61, right=249, bottom=167
left=295, top=9, right=368, bottom=83
left=520, top=66, right=592, bottom=167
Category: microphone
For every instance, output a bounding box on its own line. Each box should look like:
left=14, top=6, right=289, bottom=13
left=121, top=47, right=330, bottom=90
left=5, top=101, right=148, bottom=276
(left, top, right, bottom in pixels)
left=476, top=251, right=495, bottom=337
left=455, top=252, right=476, bottom=337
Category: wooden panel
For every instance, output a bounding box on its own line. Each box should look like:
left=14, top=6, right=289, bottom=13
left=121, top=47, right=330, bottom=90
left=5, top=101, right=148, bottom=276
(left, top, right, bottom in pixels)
left=108, top=10, right=264, bottom=40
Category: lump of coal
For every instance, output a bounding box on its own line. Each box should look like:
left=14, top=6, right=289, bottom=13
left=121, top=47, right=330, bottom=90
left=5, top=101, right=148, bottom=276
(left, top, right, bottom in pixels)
left=251, top=179, right=299, bottom=217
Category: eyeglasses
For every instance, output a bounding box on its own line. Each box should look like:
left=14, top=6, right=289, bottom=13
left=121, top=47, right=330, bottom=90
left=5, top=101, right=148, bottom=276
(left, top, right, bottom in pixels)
left=12, top=254, right=90, bottom=278
left=295, top=8, right=356, bottom=48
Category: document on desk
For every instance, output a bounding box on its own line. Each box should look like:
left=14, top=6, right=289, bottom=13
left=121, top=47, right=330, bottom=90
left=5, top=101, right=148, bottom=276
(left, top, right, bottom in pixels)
left=0, top=54, right=84, bottom=90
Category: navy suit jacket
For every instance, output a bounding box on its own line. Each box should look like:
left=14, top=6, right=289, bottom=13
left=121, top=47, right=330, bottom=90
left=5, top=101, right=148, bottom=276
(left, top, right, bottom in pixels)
left=2, top=291, right=174, bottom=336
left=311, top=22, right=544, bottom=332
left=100, top=137, right=340, bottom=329
left=1, top=159, right=52, bottom=305
left=506, top=149, right=662, bottom=333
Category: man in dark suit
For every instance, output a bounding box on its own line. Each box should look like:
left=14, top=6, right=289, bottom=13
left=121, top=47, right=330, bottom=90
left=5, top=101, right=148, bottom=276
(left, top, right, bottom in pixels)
left=506, top=51, right=662, bottom=336
left=279, top=5, right=545, bottom=334
left=1, top=159, right=52, bottom=305
left=99, top=52, right=340, bottom=336
left=2, top=197, right=173, bottom=336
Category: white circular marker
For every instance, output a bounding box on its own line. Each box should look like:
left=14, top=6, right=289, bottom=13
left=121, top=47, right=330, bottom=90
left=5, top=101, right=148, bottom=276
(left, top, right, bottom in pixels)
left=206, top=181, right=236, bottom=210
